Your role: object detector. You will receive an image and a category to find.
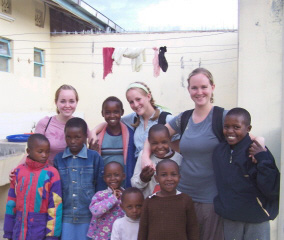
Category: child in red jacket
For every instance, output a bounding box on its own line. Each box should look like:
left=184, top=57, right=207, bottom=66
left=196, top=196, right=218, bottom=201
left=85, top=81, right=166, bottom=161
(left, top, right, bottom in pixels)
left=3, top=134, right=62, bottom=240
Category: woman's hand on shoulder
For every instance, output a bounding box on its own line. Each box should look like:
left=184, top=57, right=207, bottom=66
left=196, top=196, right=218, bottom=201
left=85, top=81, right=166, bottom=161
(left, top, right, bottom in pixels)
left=89, top=139, right=100, bottom=152
left=88, top=129, right=98, bottom=145
left=249, top=136, right=266, bottom=164
left=88, top=122, right=107, bottom=146
left=9, top=154, right=26, bottom=181
left=9, top=168, right=16, bottom=182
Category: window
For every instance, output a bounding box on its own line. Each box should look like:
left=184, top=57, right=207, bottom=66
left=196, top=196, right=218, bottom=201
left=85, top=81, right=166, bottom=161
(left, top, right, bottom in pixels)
left=34, top=48, right=44, bottom=77
left=0, top=38, right=11, bottom=72
left=1, top=0, right=12, bottom=14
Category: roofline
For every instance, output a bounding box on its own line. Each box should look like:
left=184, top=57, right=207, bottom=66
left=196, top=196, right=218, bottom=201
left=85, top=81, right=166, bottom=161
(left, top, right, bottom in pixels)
left=46, top=0, right=124, bottom=32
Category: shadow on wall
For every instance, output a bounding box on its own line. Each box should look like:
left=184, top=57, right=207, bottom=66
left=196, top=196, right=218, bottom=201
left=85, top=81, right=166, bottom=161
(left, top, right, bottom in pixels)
left=271, top=0, right=283, bottom=23
left=263, top=127, right=281, bottom=168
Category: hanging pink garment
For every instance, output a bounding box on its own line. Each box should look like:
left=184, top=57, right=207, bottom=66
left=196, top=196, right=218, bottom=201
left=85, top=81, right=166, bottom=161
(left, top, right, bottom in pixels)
left=103, top=47, right=115, bottom=79
left=152, top=47, right=160, bottom=77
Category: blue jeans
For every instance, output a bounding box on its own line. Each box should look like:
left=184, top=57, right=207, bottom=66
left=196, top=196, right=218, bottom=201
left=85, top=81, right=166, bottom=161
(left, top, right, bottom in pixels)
left=61, top=222, right=92, bottom=240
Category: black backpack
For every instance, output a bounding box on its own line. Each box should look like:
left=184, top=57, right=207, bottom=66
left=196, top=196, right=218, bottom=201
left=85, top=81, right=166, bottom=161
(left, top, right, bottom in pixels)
left=133, top=111, right=171, bottom=130
left=180, top=106, right=225, bottom=142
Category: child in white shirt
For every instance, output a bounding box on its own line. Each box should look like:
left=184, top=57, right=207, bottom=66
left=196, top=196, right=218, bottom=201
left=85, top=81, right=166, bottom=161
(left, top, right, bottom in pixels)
left=111, top=187, right=144, bottom=240
left=131, top=124, right=182, bottom=198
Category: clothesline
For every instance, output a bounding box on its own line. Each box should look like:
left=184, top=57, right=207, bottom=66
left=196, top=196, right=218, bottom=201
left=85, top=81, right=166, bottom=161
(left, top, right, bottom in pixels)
left=1, top=30, right=237, bottom=37
left=13, top=47, right=237, bottom=56
left=11, top=44, right=237, bottom=51
left=37, top=60, right=236, bottom=66
left=3, top=31, right=236, bottom=43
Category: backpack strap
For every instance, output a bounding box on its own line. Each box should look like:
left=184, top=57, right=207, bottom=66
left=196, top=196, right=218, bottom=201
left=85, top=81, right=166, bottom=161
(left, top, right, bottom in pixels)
left=158, top=111, right=171, bottom=124
left=133, top=114, right=138, bottom=125
left=133, top=111, right=171, bottom=131
left=44, top=117, right=52, bottom=134
left=180, top=109, right=194, bottom=137
left=212, top=106, right=225, bottom=142
left=180, top=107, right=225, bottom=142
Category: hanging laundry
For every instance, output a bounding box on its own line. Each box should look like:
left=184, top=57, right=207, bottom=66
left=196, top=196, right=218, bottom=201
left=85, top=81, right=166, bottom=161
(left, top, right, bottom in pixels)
left=123, top=48, right=146, bottom=72
left=103, top=47, right=115, bottom=79
left=152, top=47, right=160, bottom=77
left=112, top=48, right=146, bottom=72
left=112, top=48, right=128, bottom=65
left=159, top=46, right=168, bottom=72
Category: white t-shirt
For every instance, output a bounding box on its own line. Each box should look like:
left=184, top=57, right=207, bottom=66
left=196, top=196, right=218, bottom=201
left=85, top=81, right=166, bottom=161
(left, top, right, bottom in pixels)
left=111, top=216, right=140, bottom=240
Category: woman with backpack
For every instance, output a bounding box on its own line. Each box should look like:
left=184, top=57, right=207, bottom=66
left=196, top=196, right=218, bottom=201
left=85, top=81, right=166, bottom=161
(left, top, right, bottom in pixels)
left=165, top=68, right=225, bottom=240
left=140, top=68, right=264, bottom=240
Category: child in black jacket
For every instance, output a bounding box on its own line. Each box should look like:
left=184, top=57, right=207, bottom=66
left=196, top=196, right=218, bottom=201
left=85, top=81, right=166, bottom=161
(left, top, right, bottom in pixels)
left=213, top=108, right=280, bottom=240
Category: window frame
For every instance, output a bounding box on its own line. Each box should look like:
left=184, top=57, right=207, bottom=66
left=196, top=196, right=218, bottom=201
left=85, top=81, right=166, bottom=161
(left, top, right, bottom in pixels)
left=34, top=48, right=44, bottom=77
left=0, top=38, right=11, bottom=72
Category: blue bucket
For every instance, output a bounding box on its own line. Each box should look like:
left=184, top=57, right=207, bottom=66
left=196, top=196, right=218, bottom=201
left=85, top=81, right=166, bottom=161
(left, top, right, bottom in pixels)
left=6, top=134, right=32, bottom=142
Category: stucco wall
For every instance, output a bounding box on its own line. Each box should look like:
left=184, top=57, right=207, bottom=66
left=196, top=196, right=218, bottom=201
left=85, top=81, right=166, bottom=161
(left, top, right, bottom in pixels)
left=0, top=0, right=53, bottom=138
left=238, top=0, right=283, bottom=239
left=49, top=31, right=238, bottom=128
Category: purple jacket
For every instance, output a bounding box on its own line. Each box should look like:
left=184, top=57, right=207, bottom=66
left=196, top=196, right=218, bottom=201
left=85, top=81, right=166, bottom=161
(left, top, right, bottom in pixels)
left=87, top=188, right=124, bottom=240
left=3, top=157, right=62, bottom=240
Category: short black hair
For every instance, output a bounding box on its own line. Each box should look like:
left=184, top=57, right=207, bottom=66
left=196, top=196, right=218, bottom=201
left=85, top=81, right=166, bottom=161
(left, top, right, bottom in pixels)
left=156, top=159, right=179, bottom=175
left=121, top=187, right=144, bottom=202
left=65, top=117, right=88, bottom=136
left=102, top=96, right=124, bottom=112
left=27, top=134, right=49, bottom=149
left=148, top=124, right=170, bottom=140
left=104, top=161, right=124, bottom=174
left=226, top=107, right=251, bottom=126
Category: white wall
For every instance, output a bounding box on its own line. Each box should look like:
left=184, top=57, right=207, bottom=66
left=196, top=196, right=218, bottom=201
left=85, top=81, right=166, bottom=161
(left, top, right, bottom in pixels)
left=0, top=0, right=53, bottom=137
left=238, top=0, right=283, bottom=239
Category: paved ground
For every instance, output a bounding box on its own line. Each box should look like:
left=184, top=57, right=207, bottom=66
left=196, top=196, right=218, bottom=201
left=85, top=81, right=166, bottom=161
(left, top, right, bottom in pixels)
left=0, top=218, right=4, bottom=240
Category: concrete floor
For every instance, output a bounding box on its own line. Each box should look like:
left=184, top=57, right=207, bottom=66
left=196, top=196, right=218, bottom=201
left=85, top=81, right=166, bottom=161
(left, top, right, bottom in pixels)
left=0, top=218, right=4, bottom=240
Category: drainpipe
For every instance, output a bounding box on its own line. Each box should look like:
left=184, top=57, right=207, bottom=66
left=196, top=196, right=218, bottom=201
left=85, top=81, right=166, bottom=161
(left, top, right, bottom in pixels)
left=278, top=2, right=284, bottom=239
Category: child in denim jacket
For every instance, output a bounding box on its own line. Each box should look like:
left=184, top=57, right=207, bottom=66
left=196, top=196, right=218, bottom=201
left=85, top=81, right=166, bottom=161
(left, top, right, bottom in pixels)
left=54, top=118, right=105, bottom=240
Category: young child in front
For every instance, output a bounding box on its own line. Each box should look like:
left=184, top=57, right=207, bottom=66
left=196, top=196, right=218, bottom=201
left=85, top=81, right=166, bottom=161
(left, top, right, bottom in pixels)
left=3, top=134, right=62, bottom=240
left=131, top=124, right=182, bottom=198
left=138, top=159, right=199, bottom=240
left=213, top=108, right=280, bottom=240
left=87, top=161, right=125, bottom=240
left=92, top=96, right=136, bottom=188
left=54, top=117, right=105, bottom=240
left=111, top=187, right=144, bottom=240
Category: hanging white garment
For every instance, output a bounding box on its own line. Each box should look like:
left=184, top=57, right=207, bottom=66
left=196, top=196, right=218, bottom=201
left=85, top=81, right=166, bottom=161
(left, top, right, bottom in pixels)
left=123, top=48, right=146, bottom=72
left=112, top=48, right=127, bottom=65
left=112, top=48, right=146, bottom=72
